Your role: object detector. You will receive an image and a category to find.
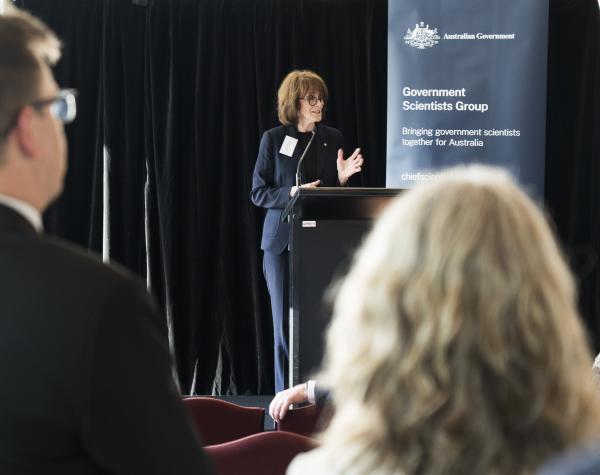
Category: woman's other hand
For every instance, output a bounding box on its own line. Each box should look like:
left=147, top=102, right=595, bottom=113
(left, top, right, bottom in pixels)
left=290, top=179, right=321, bottom=197
left=337, top=148, right=364, bottom=185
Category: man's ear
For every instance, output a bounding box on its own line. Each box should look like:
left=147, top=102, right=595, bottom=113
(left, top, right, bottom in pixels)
left=14, top=106, right=38, bottom=159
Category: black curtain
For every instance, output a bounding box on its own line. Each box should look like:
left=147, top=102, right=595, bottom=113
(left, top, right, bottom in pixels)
left=103, top=1, right=148, bottom=276
left=143, top=0, right=387, bottom=394
left=15, top=0, right=600, bottom=394
left=17, top=0, right=104, bottom=252
left=545, top=0, right=600, bottom=348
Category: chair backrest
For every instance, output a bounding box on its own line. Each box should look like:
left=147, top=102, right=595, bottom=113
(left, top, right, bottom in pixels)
left=276, top=404, right=326, bottom=437
left=204, top=431, right=317, bottom=475
left=182, top=397, right=265, bottom=445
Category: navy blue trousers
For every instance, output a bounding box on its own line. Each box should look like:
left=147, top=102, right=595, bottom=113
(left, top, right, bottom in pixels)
left=263, top=250, right=289, bottom=393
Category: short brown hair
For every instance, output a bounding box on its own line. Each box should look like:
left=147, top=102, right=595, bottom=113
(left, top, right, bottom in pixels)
left=277, top=70, right=328, bottom=126
left=0, top=5, right=61, bottom=149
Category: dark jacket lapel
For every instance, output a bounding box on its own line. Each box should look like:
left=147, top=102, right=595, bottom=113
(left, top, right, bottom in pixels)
left=315, top=124, right=332, bottom=182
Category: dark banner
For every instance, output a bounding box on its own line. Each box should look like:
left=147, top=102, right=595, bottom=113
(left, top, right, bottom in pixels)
left=386, top=0, right=549, bottom=195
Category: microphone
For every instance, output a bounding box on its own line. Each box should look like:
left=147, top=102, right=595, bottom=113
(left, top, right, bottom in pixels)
left=295, top=129, right=316, bottom=188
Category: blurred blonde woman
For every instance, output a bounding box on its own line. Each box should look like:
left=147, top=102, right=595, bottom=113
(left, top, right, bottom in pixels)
left=288, top=165, right=600, bottom=475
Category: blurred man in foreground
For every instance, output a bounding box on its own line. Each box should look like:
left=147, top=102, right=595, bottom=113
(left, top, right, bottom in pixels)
left=0, top=6, right=212, bottom=474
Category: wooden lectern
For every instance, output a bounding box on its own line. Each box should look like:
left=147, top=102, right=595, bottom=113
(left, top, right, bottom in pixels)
left=281, top=187, right=402, bottom=387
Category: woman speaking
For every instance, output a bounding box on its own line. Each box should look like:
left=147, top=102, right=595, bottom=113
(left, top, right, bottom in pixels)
left=250, top=70, right=363, bottom=393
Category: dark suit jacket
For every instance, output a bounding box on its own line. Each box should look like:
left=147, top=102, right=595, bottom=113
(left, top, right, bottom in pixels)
left=250, top=123, right=343, bottom=254
left=0, top=204, right=213, bottom=475
left=314, top=384, right=331, bottom=407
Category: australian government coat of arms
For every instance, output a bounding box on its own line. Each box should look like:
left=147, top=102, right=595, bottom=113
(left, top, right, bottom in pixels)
left=404, top=22, right=440, bottom=49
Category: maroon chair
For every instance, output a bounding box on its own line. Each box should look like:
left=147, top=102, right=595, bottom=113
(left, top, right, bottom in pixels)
left=205, top=431, right=317, bottom=475
left=182, top=397, right=264, bottom=445
left=276, top=404, right=326, bottom=437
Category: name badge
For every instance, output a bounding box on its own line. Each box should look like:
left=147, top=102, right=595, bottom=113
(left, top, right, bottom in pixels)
left=279, top=135, right=298, bottom=157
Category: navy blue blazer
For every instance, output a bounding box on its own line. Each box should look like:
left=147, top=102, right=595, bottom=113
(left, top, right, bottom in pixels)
left=250, top=123, right=343, bottom=254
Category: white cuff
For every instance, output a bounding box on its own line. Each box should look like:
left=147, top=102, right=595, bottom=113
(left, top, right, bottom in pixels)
left=594, top=353, right=600, bottom=373
left=307, top=380, right=316, bottom=404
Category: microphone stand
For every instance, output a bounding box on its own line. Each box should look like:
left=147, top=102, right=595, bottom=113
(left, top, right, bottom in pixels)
left=295, top=129, right=316, bottom=188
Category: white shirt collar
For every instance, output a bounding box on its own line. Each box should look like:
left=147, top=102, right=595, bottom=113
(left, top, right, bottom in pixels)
left=0, top=194, right=43, bottom=233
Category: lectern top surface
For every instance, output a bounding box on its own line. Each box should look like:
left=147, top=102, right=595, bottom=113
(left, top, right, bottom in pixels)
left=295, top=187, right=404, bottom=197
left=283, top=187, right=404, bottom=221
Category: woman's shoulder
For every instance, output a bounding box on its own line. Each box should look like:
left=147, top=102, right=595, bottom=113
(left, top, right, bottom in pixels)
left=317, top=123, right=341, bottom=134
left=287, top=447, right=340, bottom=475
left=259, top=125, right=292, bottom=148
left=316, top=123, right=343, bottom=141
left=287, top=442, right=384, bottom=475
left=263, top=124, right=289, bottom=139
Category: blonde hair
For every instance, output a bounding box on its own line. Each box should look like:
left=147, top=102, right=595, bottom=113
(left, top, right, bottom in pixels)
left=319, top=165, right=600, bottom=475
left=277, top=70, right=328, bottom=126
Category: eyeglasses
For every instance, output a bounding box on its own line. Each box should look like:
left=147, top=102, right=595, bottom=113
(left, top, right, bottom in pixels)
left=0, top=88, right=78, bottom=139
left=31, top=89, right=78, bottom=124
left=301, top=95, right=325, bottom=106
